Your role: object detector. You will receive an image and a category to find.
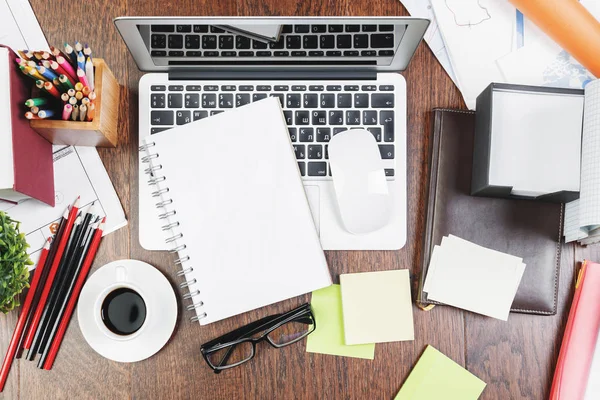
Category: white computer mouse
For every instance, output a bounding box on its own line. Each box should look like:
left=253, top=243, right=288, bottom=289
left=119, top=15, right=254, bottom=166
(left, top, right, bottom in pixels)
left=328, top=129, right=392, bottom=235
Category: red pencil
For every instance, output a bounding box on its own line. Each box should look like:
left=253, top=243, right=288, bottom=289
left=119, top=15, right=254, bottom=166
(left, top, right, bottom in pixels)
left=0, top=239, right=51, bottom=392
left=22, top=197, right=80, bottom=353
left=43, top=218, right=105, bottom=370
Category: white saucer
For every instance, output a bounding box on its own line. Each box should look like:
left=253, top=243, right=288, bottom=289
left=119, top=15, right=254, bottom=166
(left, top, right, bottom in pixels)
left=78, top=259, right=177, bottom=363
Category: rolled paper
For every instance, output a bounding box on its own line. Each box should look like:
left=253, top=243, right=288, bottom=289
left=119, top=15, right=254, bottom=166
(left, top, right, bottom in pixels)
left=509, top=0, right=600, bottom=77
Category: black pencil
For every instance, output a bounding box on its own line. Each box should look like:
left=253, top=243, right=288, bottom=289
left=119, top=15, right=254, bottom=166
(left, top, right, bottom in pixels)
left=26, top=214, right=83, bottom=360
left=37, top=204, right=96, bottom=354
left=37, top=220, right=98, bottom=368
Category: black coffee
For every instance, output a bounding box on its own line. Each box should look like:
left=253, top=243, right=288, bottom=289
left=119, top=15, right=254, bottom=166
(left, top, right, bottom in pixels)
left=101, top=288, right=147, bottom=336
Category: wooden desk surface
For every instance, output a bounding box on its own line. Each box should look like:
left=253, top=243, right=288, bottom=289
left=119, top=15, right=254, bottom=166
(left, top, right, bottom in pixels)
left=2, top=1, right=598, bottom=399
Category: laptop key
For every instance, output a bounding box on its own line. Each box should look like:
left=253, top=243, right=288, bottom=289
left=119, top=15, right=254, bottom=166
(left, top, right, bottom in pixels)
left=151, top=25, right=174, bottom=33
left=346, top=110, right=360, bottom=125
left=304, top=94, right=318, bottom=108
left=193, top=110, right=208, bottom=121
left=325, top=145, right=329, bottom=159
left=320, top=35, right=335, bottom=49
left=308, top=145, right=323, bottom=159
left=326, top=85, right=341, bottom=91
left=303, top=36, right=318, bottom=49
left=379, top=50, right=394, bottom=56
left=151, top=110, right=173, bottom=125
left=372, top=94, right=394, bottom=108
left=336, top=35, right=352, bottom=48
left=367, top=127, right=382, bottom=141
left=236, top=94, right=251, bottom=107
left=288, top=128, right=297, bottom=142
left=274, top=85, right=289, bottom=91
left=379, top=145, right=394, bottom=159
left=345, top=25, right=360, bottom=32
left=210, top=111, right=224, bottom=116
left=380, top=110, right=394, bottom=141
left=282, top=25, right=293, bottom=33
left=221, top=51, right=236, bottom=57
left=363, top=110, right=377, bottom=125
left=361, top=50, right=377, bottom=56
left=283, top=111, right=293, bottom=125
left=320, top=94, right=335, bottom=108
left=203, top=85, right=218, bottom=91
left=317, top=128, right=331, bottom=142
left=311, top=25, right=327, bottom=33
left=151, top=127, right=170, bottom=134
left=299, top=127, right=314, bottom=142
left=151, top=94, right=165, bottom=108
left=270, top=93, right=284, bottom=107
left=379, top=85, right=394, bottom=91
left=292, top=85, right=307, bottom=91
left=176, top=25, right=191, bottom=33
left=236, top=36, right=251, bottom=49
left=168, top=51, right=184, bottom=57
left=362, top=85, right=377, bottom=91
left=333, top=127, right=347, bottom=135
left=239, top=85, right=254, bottom=91
left=168, top=35, right=183, bottom=49
left=362, top=25, right=377, bottom=32
left=385, top=169, right=395, bottom=177
left=291, top=51, right=306, bottom=56
left=287, top=94, right=301, bottom=108
left=201, top=94, right=216, bottom=108
left=239, top=51, right=254, bottom=57
left=298, top=162, right=306, bottom=176
left=337, top=94, right=352, bottom=108
left=329, top=110, right=343, bottom=125
left=151, top=85, right=166, bottom=91
left=286, top=36, right=302, bottom=49
left=184, top=94, right=199, bottom=108
left=326, top=51, right=342, bottom=56
left=354, top=93, right=369, bottom=108
left=257, top=85, right=271, bottom=91
left=221, top=85, right=236, bottom=91
left=295, top=111, right=310, bottom=125
left=252, top=93, right=267, bottom=102
left=210, top=26, right=225, bottom=33
left=151, top=34, right=166, bottom=48
left=295, top=25, right=310, bottom=33
left=176, top=110, right=191, bottom=125
left=344, top=51, right=359, bottom=56
left=219, top=94, right=233, bottom=108
left=202, top=36, right=217, bottom=49
left=344, top=85, right=359, bottom=91
left=193, top=25, right=208, bottom=33
left=168, top=94, right=182, bottom=108
left=308, top=162, right=327, bottom=176
left=269, top=40, right=285, bottom=49
left=309, top=85, right=324, bottom=91
left=274, top=51, right=289, bottom=56
left=312, top=111, right=327, bottom=125
left=379, top=25, right=394, bottom=32
left=309, top=51, right=324, bottom=56
left=329, top=25, right=343, bottom=32
left=256, top=51, right=272, bottom=56
left=294, top=145, right=305, bottom=159
left=371, top=34, right=394, bottom=48
left=204, top=51, right=218, bottom=56
left=168, top=85, right=183, bottom=91
left=186, top=51, right=202, bottom=56
left=252, top=40, right=268, bottom=49
left=185, top=35, right=200, bottom=49
left=354, top=34, right=369, bottom=48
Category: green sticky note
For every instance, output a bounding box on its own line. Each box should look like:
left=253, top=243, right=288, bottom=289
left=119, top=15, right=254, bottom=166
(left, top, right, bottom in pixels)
left=306, top=284, right=375, bottom=359
left=395, top=345, right=486, bottom=400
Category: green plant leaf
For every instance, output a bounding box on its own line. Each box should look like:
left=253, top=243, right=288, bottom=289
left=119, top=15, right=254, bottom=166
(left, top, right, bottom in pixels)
left=0, top=211, right=32, bottom=313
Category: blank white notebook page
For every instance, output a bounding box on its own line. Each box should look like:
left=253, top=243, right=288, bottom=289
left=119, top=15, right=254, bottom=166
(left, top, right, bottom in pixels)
left=579, top=79, right=600, bottom=231
left=145, top=98, right=331, bottom=325
left=488, top=89, right=583, bottom=196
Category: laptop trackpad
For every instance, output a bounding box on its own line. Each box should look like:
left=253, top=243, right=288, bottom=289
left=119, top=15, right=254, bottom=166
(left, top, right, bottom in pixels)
left=304, top=186, right=320, bottom=236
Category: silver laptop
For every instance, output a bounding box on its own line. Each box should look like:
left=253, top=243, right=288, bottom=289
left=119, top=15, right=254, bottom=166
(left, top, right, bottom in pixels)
left=114, top=17, right=429, bottom=251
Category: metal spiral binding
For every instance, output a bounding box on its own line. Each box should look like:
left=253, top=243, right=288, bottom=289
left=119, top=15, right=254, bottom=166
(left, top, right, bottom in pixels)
left=141, top=142, right=207, bottom=323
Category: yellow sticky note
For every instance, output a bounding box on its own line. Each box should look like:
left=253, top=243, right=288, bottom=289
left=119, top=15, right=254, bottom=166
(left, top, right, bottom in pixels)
left=340, top=270, right=414, bottom=345
left=395, top=345, right=486, bottom=400
left=306, top=285, right=375, bottom=359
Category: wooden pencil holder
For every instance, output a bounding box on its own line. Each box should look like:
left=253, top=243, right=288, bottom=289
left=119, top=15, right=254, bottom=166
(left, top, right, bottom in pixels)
left=30, top=58, right=120, bottom=147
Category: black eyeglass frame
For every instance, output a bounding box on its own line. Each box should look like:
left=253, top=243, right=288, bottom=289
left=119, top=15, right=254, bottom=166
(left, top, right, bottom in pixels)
left=200, top=303, right=315, bottom=373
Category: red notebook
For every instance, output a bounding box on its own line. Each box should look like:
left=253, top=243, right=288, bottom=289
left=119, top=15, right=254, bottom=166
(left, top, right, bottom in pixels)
left=0, top=45, right=54, bottom=206
left=550, top=260, right=600, bottom=400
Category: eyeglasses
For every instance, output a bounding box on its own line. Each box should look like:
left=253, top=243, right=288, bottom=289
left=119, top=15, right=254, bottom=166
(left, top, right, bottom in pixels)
left=200, top=303, right=315, bottom=373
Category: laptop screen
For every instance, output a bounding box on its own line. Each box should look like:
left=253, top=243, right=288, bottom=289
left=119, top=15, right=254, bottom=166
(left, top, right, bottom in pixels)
left=135, top=22, right=407, bottom=67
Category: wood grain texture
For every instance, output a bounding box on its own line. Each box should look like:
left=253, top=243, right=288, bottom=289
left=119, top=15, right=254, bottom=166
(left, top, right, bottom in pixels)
left=0, top=0, right=597, bottom=398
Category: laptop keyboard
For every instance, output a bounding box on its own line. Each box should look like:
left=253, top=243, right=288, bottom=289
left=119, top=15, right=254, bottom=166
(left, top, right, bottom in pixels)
left=149, top=83, right=396, bottom=179
left=149, top=24, right=396, bottom=58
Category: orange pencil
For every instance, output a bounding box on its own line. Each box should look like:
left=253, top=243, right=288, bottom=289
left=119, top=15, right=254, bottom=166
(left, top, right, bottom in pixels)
left=43, top=81, right=61, bottom=98
left=86, top=103, right=95, bottom=121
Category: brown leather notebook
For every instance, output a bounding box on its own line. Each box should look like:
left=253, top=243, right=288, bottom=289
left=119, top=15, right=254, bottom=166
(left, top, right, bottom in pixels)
left=417, top=109, right=563, bottom=315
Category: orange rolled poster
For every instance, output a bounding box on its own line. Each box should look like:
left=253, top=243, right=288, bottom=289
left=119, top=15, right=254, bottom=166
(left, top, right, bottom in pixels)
left=509, top=0, right=600, bottom=78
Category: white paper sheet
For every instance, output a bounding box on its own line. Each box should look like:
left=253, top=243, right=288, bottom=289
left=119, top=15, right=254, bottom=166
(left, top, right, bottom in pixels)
left=0, top=146, right=127, bottom=269
left=0, top=0, right=48, bottom=52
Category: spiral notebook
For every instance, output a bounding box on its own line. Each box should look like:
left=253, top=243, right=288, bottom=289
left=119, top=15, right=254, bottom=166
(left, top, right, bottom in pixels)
left=140, top=98, right=332, bottom=325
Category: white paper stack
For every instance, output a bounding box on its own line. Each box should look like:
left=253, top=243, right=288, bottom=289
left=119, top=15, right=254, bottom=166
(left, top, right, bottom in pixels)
left=424, top=235, right=526, bottom=321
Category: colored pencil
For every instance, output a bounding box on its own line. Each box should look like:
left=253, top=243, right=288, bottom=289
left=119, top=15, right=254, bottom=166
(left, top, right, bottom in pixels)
left=76, top=52, right=85, bottom=71
left=0, top=239, right=51, bottom=392
left=88, top=91, right=96, bottom=101
left=74, top=41, right=83, bottom=53
left=79, top=104, right=87, bottom=121
left=82, top=86, right=91, bottom=96
left=62, top=104, right=72, bottom=120
left=67, top=88, right=76, bottom=97
left=74, top=82, right=83, bottom=92
left=24, top=112, right=40, bottom=120
left=60, top=93, right=69, bottom=102
left=56, top=56, right=76, bottom=80
left=42, top=218, right=105, bottom=370
left=83, top=43, right=92, bottom=57
left=86, top=103, right=95, bottom=121
left=71, top=105, right=79, bottom=121
left=85, top=57, right=94, bottom=90
left=81, top=97, right=90, bottom=106
left=68, top=96, right=77, bottom=106
left=30, top=106, right=39, bottom=115
left=43, top=81, right=60, bottom=98
left=58, top=74, right=74, bottom=89
left=36, top=66, right=58, bottom=81
left=75, top=91, right=83, bottom=101
left=17, top=50, right=30, bottom=60
left=37, top=110, right=55, bottom=119
left=64, top=43, right=76, bottom=66
left=25, top=98, right=48, bottom=107
left=22, top=197, right=79, bottom=356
